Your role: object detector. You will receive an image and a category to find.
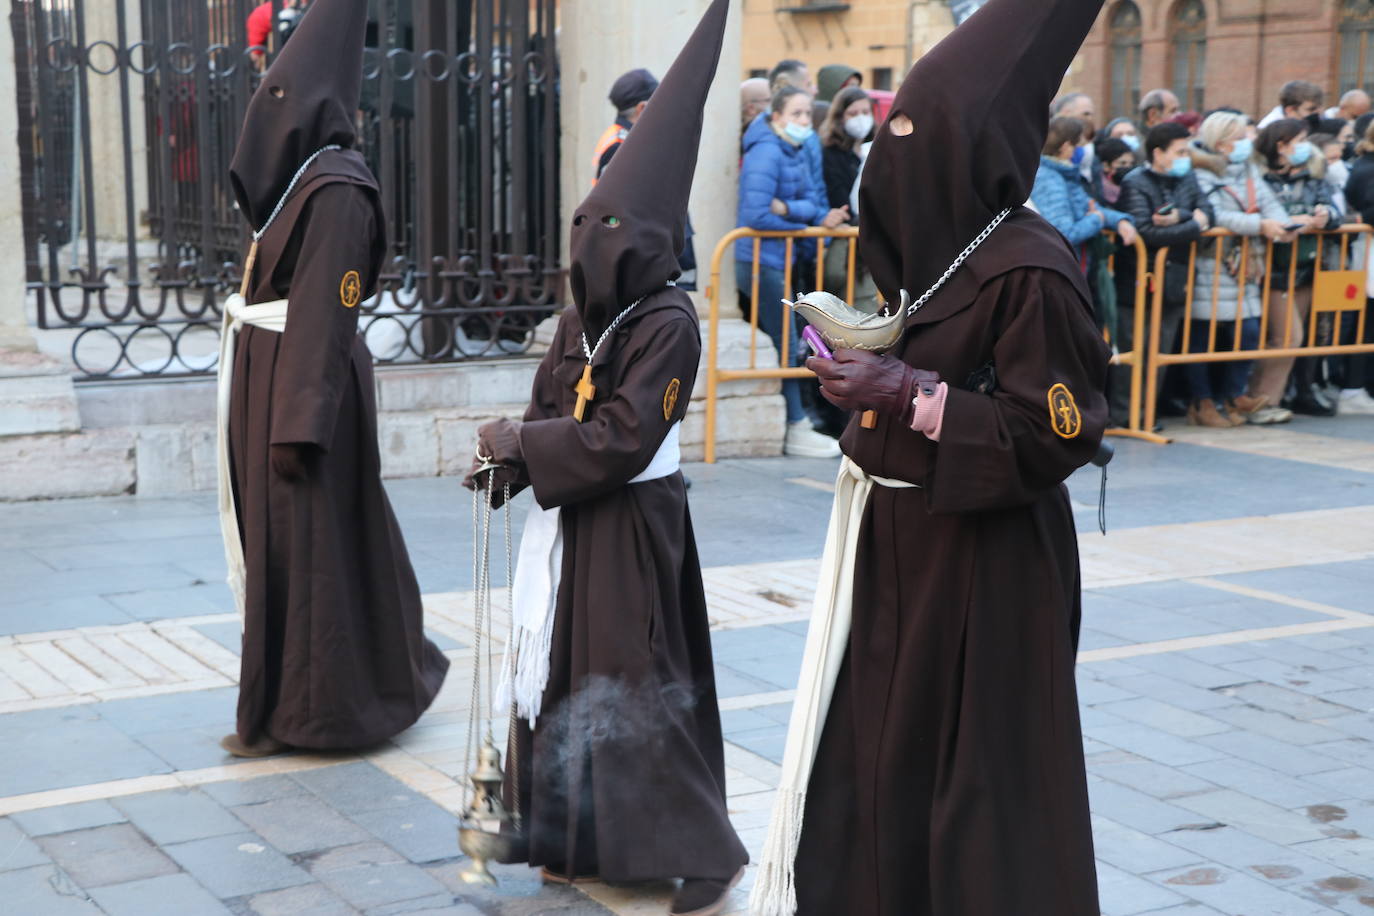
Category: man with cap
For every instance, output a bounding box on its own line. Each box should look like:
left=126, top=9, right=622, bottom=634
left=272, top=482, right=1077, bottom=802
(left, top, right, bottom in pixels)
left=593, top=68, right=658, bottom=182
left=217, top=0, right=448, bottom=757
left=752, top=0, right=1108, bottom=913
left=465, top=2, right=747, bottom=914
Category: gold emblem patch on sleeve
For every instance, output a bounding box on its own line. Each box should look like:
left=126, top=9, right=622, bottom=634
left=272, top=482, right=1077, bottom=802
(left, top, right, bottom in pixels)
left=339, top=270, right=362, bottom=308
left=1047, top=383, right=1082, bottom=439
left=663, top=378, right=681, bottom=421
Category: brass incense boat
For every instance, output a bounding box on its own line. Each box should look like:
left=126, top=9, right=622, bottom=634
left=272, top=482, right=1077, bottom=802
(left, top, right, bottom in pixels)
left=783, top=289, right=911, bottom=354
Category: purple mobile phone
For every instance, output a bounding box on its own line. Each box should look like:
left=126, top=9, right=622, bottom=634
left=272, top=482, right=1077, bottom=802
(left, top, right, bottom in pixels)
left=802, top=325, right=833, bottom=360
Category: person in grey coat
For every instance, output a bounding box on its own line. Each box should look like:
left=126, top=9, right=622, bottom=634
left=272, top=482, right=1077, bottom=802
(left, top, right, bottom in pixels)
left=1188, top=111, right=1297, bottom=426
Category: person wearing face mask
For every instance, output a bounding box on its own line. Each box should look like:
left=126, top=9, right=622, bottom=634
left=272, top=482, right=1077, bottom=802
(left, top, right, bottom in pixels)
left=1032, top=116, right=1135, bottom=256
left=1096, top=136, right=1137, bottom=205
left=738, top=86, right=849, bottom=457
left=1187, top=111, right=1296, bottom=427
left=1253, top=119, right=1344, bottom=416
left=1106, top=116, right=1142, bottom=151
left=466, top=4, right=750, bottom=911
left=1336, top=115, right=1374, bottom=414
left=1112, top=122, right=1213, bottom=428
left=818, top=86, right=879, bottom=311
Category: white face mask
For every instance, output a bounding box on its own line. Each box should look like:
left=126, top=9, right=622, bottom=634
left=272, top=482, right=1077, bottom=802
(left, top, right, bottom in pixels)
left=844, top=113, right=875, bottom=141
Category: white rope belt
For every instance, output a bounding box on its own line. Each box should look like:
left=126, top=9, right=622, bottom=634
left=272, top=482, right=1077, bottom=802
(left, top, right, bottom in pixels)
left=497, top=422, right=682, bottom=726
left=751, top=456, right=918, bottom=916
left=216, top=293, right=289, bottom=625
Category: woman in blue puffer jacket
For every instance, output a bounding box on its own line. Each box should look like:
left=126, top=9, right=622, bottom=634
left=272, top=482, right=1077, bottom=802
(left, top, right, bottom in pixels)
left=1032, top=116, right=1135, bottom=262
left=736, top=86, right=849, bottom=457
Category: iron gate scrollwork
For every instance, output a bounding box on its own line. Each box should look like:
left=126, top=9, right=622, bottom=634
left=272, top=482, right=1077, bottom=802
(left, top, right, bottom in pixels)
left=12, top=0, right=562, bottom=380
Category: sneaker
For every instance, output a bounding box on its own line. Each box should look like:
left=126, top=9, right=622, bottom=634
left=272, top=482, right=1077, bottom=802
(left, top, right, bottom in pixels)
left=1247, top=405, right=1293, bottom=425
left=1338, top=389, right=1374, bottom=415
left=784, top=420, right=841, bottom=458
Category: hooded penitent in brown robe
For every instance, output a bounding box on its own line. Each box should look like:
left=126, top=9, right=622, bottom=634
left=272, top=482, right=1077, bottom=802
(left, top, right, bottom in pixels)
left=760, top=0, right=1111, bottom=913
left=223, top=0, right=447, bottom=751
left=467, top=0, right=748, bottom=895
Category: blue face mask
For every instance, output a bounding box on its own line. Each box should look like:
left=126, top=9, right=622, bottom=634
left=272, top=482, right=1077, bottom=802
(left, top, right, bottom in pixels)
left=1168, top=155, right=1193, bottom=178
left=1289, top=141, right=1314, bottom=166
left=1122, top=135, right=1141, bottom=153
left=1071, top=146, right=1087, bottom=166
left=1228, top=138, right=1253, bottom=164
left=783, top=122, right=814, bottom=143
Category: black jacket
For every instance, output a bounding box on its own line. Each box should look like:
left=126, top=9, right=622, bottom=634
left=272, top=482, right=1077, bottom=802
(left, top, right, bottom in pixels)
left=1116, top=165, right=1214, bottom=276
left=1346, top=153, right=1374, bottom=225
left=822, top=144, right=861, bottom=213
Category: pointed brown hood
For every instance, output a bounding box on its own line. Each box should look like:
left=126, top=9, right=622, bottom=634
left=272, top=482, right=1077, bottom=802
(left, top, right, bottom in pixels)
left=567, top=0, right=729, bottom=341
left=859, top=0, right=1104, bottom=310
left=229, top=0, right=368, bottom=231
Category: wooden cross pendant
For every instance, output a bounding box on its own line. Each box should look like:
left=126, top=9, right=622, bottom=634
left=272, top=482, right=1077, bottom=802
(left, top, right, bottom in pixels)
left=860, top=410, right=878, bottom=429
left=573, top=364, right=596, bottom=422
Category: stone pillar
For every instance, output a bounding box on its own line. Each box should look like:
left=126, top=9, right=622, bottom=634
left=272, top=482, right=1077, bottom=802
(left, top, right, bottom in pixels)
left=0, top=5, right=34, bottom=354
left=81, top=1, right=150, bottom=246
left=558, top=0, right=743, bottom=318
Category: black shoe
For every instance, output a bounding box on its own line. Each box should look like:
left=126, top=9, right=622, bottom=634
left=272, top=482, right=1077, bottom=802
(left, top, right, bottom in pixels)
left=669, top=867, right=745, bottom=916
left=1292, top=384, right=1337, bottom=417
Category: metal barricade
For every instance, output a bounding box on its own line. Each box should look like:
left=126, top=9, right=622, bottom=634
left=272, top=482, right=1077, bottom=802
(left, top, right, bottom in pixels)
left=1141, top=225, right=1374, bottom=434
left=702, top=226, right=861, bottom=464
left=1104, top=233, right=1162, bottom=443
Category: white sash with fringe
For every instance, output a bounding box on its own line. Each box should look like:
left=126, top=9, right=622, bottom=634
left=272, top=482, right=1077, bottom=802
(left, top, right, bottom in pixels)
left=750, top=456, right=920, bottom=916
left=216, top=293, right=289, bottom=625
left=497, top=422, right=681, bottom=726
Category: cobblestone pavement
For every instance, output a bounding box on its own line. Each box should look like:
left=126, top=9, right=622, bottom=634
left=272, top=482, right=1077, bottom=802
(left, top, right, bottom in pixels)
left=2, top=414, right=1374, bottom=915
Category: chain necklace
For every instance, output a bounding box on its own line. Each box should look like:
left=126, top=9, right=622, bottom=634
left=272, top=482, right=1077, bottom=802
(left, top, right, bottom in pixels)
left=237, top=144, right=342, bottom=298
left=572, top=281, right=674, bottom=422
left=904, top=208, right=1012, bottom=316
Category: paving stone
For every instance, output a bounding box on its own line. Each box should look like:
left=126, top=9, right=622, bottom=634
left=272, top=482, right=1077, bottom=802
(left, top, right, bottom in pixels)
left=1308, top=739, right=1374, bottom=770
left=1178, top=758, right=1344, bottom=810
left=349, top=802, right=460, bottom=865
left=113, top=789, right=246, bottom=845
left=106, top=584, right=231, bottom=621
left=0, top=865, right=102, bottom=915
left=314, top=861, right=449, bottom=911
left=0, top=817, right=51, bottom=871
left=163, top=832, right=311, bottom=899
left=96, top=687, right=237, bottom=736
left=294, top=763, right=422, bottom=816
left=1206, top=705, right=1347, bottom=746
left=1195, top=730, right=1345, bottom=777
left=1077, top=678, right=1140, bottom=706
left=1095, top=698, right=1231, bottom=738
left=1086, top=779, right=1210, bottom=836
left=1170, top=790, right=1329, bottom=845
left=713, top=664, right=786, bottom=697
left=1105, top=674, right=1244, bottom=712
left=1318, top=688, right=1374, bottom=713
left=201, top=774, right=309, bottom=808
left=1222, top=659, right=1364, bottom=697
left=425, top=861, right=607, bottom=912
left=368, top=893, right=463, bottom=914
left=719, top=708, right=779, bottom=734
left=245, top=881, right=359, bottom=916
left=1126, top=653, right=1255, bottom=690
left=1230, top=682, right=1361, bottom=721
left=134, top=724, right=252, bottom=772
left=36, top=823, right=179, bottom=889
left=1291, top=835, right=1374, bottom=877
left=1158, top=825, right=1342, bottom=888
left=0, top=707, right=173, bottom=798
left=0, top=594, right=133, bottom=635
left=1090, top=815, right=1203, bottom=874
left=89, top=872, right=231, bottom=916
left=1095, top=861, right=1189, bottom=915
left=726, top=725, right=788, bottom=765
left=1321, top=714, right=1374, bottom=743
left=305, top=842, right=406, bottom=874
left=1092, top=757, right=1220, bottom=800
left=233, top=796, right=373, bottom=855
left=1300, top=766, right=1373, bottom=797
left=1086, top=723, right=1231, bottom=768
left=708, top=626, right=806, bottom=663
left=9, top=800, right=127, bottom=838
left=1145, top=862, right=1344, bottom=915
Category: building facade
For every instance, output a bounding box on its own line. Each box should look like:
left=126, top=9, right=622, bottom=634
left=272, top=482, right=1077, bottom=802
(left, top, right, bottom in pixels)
left=1075, top=0, right=1374, bottom=123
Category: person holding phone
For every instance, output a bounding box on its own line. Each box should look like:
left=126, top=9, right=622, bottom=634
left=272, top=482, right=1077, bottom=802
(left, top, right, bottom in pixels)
left=1110, top=122, right=1214, bottom=428
left=1252, top=119, right=1344, bottom=416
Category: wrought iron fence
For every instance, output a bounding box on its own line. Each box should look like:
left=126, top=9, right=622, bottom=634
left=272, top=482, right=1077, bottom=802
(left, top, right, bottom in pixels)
left=12, top=0, right=562, bottom=380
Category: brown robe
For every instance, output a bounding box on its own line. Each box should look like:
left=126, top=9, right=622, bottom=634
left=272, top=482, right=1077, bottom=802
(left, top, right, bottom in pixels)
left=504, top=290, right=748, bottom=883
left=229, top=162, right=448, bottom=749
left=793, top=213, right=1108, bottom=915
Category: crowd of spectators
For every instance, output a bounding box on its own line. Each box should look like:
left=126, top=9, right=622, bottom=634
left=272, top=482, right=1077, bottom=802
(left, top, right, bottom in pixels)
left=728, top=66, right=1374, bottom=444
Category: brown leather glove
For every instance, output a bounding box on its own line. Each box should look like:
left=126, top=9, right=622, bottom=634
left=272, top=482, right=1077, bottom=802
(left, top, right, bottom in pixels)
left=461, top=419, right=526, bottom=508
left=806, top=349, right=940, bottom=425
left=270, top=443, right=316, bottom=482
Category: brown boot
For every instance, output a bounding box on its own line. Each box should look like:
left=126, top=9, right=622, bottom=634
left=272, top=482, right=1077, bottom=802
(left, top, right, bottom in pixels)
left=1187, top=399, right=1233, bottom=428
left=220, top=733, right=291, bottom=758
